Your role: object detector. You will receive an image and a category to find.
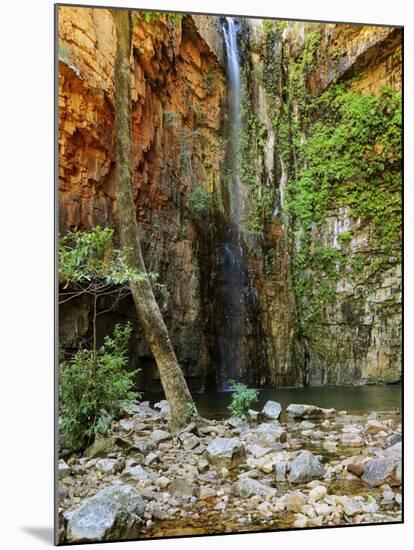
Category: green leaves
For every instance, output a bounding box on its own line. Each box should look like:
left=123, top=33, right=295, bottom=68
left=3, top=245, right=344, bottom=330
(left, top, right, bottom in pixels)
left=188, top=186, right=212, bottom=215
left=59, top=226, right=156, bottom=287
left=59, top=322, right=139, bottom=450
left=228, top=382, right=259, bottom=420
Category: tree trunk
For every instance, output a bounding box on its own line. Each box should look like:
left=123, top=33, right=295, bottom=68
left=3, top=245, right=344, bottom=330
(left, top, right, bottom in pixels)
left=113, top=10, right=197, bottom=433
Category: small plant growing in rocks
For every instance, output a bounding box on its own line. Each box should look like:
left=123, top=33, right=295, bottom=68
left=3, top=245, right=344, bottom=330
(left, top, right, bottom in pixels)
left=228, top=381, right=259, bottom=420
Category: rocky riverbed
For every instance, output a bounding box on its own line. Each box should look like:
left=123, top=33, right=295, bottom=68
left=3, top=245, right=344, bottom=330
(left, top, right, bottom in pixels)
left=58, top=400, right=402, bottom=543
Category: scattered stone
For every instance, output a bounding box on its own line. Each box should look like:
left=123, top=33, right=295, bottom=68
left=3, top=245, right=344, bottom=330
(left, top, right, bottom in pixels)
left=274, top=463, right=287, bottom=482
left=197, top=459, right=209, bottom=473
left=150, top=429, right=171, bottom=445
left=262, top=401, right=282, bottom=420
left=66, top=484, right=146, bottom=543
left=347, top=462, right=365, bottom=477
left=365, top=420, right=387, bottom=434
left=299, top=420, right=316, bottom=430
left=95, top=459, right=122, bottom=475
left=389, top=433, right=402, bottom=446
left=169, top=477, right=196, bottom=498
left=205, top=438, right=246, bottom=470
left=289, top=451, right=326, bottom=483
left=362, top=457, right=400, bottom=487
left=199, top=486, right=216, bottom=499
left=85, top=436, right=114, bottom=459
left=118, top=419, right=135, bottom=432
left=144, top=452, right=159, bottom=466
left=179, top=432, right=200, bottom=450
left=285, top=491, right=306, bottom=512
left=247, top=444, right=273, bottom=459
left=308, top=485, right=327, bottom=502
left=133, top=438, right=156, bottom=455
left=155, top=476, right=171, bottom=490
left=341, top=433, right=365, bottom=447
left=233, top=477, right=276, bottom=498
left=286, top=404, right=336, bottom=419
left=122, top=463, right=149, bottom=481
left=58, top=459, right=71, bottom=480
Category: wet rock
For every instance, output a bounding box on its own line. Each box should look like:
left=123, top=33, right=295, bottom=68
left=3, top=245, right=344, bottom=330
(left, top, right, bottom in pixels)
left=66, top=484, right=146, bottom=543
left=286, top=404, right=336, bottom=419
left=389, top=433, right=402, bottom=446
left=59, top=459, right=71, bottom=480
left=299, top=420, right=316, bottom=430
left=233, top=477, right=276, bottom=498
left=262, top=401, right=282, bottom=420
left=205, top=438, right=246, bottom=470
left=289, top=451, right=326, bottom=483
left=150, top=429, right=170, bottom=445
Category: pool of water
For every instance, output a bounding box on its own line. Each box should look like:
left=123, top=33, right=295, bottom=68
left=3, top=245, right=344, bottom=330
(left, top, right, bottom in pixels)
left=141, top=384, right=402, bottom=420
left=191, top=384, right=401, bottom=419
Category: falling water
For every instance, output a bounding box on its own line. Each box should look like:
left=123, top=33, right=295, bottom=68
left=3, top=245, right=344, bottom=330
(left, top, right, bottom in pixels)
left=222, top=17, right=243, bottom=222
left=216, top=18, right=245, bottom=389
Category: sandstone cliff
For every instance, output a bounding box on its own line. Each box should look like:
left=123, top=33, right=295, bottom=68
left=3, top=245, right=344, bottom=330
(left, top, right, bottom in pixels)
left=58, top=7, right=402, bottom=389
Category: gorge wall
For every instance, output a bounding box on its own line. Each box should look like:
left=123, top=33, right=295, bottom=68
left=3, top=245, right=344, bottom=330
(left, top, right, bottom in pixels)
left=58, top=7, right=402, bottom=391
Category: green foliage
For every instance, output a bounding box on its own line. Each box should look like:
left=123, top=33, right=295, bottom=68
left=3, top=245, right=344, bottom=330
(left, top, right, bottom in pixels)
left=188, top=186, right=212, bottom=215
left=227, top=382, right=259, bottom=420
left=338, top=230, right=352, bottom=242
left=59, top=323, right=139, bottom=450
left=137, top=11, right=183, bottom=24
left=59, top=226, right=155, bottom=287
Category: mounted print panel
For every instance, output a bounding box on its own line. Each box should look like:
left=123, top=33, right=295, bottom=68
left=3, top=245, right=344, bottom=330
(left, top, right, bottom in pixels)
left=55, top=3, right=403, bottom=545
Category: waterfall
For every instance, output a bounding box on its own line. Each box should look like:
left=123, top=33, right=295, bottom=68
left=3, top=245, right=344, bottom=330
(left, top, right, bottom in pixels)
left=216, top=17, right=245, bottom=390
left=222, top=17, right=243, bottom=222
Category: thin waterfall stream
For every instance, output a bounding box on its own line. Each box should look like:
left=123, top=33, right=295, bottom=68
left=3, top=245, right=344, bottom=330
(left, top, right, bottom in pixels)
left=216, top=17, right=245, bottom=390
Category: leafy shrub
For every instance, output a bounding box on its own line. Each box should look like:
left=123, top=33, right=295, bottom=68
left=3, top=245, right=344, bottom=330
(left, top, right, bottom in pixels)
left=59, top=323, right=139, bottom=450
left=188, top=186, right=212, bottom=215
left=228, top=382, right=259, bottom=420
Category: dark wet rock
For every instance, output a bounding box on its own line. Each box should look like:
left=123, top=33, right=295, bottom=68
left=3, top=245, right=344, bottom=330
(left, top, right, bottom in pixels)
left=389, top=433, right=402, bottom=446
left=286, top=404, right=336, bottom=419
left=233, top=477, right=276, bottom=498
left=262, top=401, right=282, bottom=420
left=205, top=437, right=246, bottom=470
left=66, top=484, right=146, bottom=543
left=288, top=450, right=326, bottom=483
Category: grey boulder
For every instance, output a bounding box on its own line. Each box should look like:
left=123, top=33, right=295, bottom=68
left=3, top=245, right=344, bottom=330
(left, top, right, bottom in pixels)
left=233, top=477, right=276, bottom=498
left=66, top=483, right=146, bottom=543
left=289, top=450, right=326, bottom=483
left=286, top=404, right=336, bottom=419
left=205, top=437, right=246, bottom=469
left=262, top=401, right=282, bottom=420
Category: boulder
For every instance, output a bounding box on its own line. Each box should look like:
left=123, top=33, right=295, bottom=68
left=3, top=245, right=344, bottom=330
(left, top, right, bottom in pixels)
left=362, top=457, right=400, bottom=487
left=58, top=459, right=71, bottom=480
left=253, top=423, right=287, bottom=446
left=262, top=401, right=282, bottom=420
left=66, top=484, right=146, bottom=543
left=95, top=459, right=123, bottom=475
left=288, top=451, right=326, bottom=483
left=205, top=438, right=246, bottom=470
left=150, top=429, right=171, bottom=445
left=85, top=436, right=115, bottom=458
left=286, top=404, right=336, bottom=419
left=169, top=477, right=196, bottom=498
left=179, top=432, right=200, bottom=450
left=233, top=477, right=276, bottom=498
left=274, top=462, right=287, bottom=482
left=285, top=491, right=306, bottom=512
left=308, top=485, right=327, bottom=502
left=122, top=463, right=149, bottom=481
